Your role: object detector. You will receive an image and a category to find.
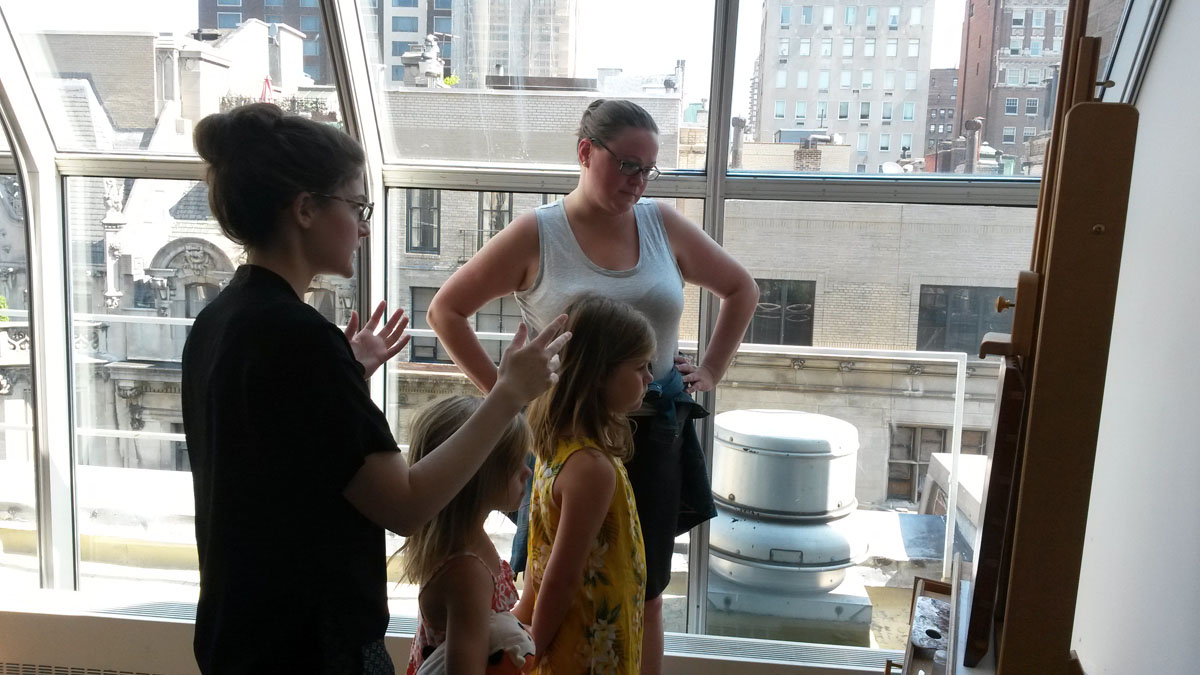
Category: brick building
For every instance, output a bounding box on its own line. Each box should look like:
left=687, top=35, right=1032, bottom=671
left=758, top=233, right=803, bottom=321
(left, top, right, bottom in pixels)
left=957, top=0, right=1067, bottom=173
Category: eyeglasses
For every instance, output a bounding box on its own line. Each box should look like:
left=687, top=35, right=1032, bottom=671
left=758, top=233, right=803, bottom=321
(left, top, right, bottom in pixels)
left=310, top=192, right=374, bottom=222
left=589, top=138, right=660, bottom=181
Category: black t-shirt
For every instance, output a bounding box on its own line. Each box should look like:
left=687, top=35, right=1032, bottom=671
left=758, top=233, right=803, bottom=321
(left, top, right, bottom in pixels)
left=181, top=265, right=399, bottom=673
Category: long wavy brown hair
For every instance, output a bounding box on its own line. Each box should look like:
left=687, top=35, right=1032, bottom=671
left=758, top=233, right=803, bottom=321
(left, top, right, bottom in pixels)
left=526, top=294, right=655, bottom=463
left=396, top=395, right=531, bottom=585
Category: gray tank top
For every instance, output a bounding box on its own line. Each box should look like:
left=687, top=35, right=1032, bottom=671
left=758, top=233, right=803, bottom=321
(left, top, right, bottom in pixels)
left=514, top=198, right=684, bottom=381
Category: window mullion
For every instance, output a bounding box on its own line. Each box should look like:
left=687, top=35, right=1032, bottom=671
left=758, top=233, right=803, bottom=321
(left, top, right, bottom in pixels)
left=688, top=0, right=739, bottom=636
left=0, top=9, right=79, bottom=590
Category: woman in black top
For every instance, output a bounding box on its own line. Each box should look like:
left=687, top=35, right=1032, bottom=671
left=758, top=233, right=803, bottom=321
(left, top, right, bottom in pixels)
left=182, top=103, right=568, bottom=674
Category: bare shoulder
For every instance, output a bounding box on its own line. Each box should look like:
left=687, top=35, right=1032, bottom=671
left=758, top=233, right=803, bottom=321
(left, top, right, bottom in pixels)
left=420, top=554, right=494, bottom=617
left=555, top=446, right=617, bottom=502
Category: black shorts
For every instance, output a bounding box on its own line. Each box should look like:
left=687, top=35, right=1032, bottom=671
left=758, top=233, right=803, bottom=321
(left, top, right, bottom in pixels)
left=625, top=408, right=689, bottom=601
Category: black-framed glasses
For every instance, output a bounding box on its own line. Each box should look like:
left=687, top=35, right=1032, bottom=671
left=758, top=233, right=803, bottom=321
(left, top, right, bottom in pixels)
left=310, top=192, right=374, bottom=222
left=590, top=138, right=660, bottom=181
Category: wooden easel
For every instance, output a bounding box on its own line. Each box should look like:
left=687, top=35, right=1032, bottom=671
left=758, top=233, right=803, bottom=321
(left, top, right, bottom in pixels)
left=963, top=0, right=1139, bottom=672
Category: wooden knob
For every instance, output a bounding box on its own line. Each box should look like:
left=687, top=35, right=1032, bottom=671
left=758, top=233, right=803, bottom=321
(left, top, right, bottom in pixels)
left=996, top=296, right=1015, bottom=313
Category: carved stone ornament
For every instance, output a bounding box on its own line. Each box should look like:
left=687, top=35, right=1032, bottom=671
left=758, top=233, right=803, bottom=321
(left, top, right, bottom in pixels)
left=0, top=176, right=24, bottom=224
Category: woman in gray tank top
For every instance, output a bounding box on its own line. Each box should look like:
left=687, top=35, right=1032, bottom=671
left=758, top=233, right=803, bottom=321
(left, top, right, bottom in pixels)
left=427, top=99, right=758, bottom=675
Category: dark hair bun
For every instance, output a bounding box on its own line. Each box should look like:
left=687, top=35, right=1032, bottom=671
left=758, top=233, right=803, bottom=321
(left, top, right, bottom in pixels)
left=194, top=103, right=283, bottom=168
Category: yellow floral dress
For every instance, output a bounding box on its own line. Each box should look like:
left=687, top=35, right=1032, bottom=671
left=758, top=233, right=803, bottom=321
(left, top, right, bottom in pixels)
left=525, top=437, right=646, bottom=675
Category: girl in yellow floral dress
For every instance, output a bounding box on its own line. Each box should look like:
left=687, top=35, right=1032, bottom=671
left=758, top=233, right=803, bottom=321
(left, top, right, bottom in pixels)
left=512, top=294, right=653, bottom=674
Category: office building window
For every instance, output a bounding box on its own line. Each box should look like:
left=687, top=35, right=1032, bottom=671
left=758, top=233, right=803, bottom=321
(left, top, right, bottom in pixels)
left=795, top=101, right=807, bottom=120
left=860, top=101, right=871, bottom=120
left=840, top=71, right=852, bottom=89
left=392, top=41, right=410, bottom=57
left=304, top=40, right=320, bottom=56
left=434, top=16, right=451, bottom=33
left=862, top=70, right=873, bottom=89
left=1002, top=127, right=1017, bottom=144
left=1026, top=98, right=1039, bottom=115
left=1010, top=37, right=1023, bottom=55
left=799, top=38, right=811, bottom=56
left=908, top=39, right=919, bottom=57
left=839, top=101, right=850, bottom=120
left=1007, top=67, right=1023, bottom=86
left=888, top=6, right=900, bottom=29
left=796, top=70, right=809, bottom=88
left=879, top=133, right=891, bottom=151
left=901, top=132, right=913, bottom=151
left=889, top=426, right=989, bottom=503
left=1030, top=39, right=1043, bottom=56
left=820, top=38, right=832, bottom=57
left=884, top=70, right=895, bottom=89
left=780, top=38, right=790, bottom=57
left=776, top=70, right=788, bottom=88
left=843, top=38, right=855, bottom=57
left=477, top=192, right=512, bottom=249
left=858, top=132, right=869, bottom=152
left=391, top=65, right=403, bottom=81
left=1012, top=10, right=1025, bottom=28
left=845, top=6, right=857, bottom=25
left=816, top=100, right=828, bottom=122
left=881, top=101, right=892, bottom=120
left=393, top=16, right=418, bottom=32
left=781, top=6, right=792, bottom=28
left=865, top=38, right=876, bottom=57
left=1028, top=68, right=1042, bottom=85
left=917, top=284, right=1015, bottom=352
left=819, top=70, right=830, bottom=90
left=905, top=71, right=917, bottom=89
left=1005, top=97, right=1019, bottom=115
left=394, top=0, right=419, bottom=5
left=822, top=6, right=834, bottom=27
left=866, top=6, right=878, bottom=27
left=217, top=12, right=241, bottom=28
left=910, top=7, right=922, bottom=25
left=745, top=279, right=815, bottom=346
left=1032, top=10, right=1045, bottom=28
left=800, top=5, right=814, bottom=24
left=1023, top=126, right=1036, bottom=141
left=406, top=189, right=440, bottom=253
left=886, top=38, right=898, bottom=56
left=774, top=100, right=786, bottom=119
left=902, top=101, right=915, bottom=121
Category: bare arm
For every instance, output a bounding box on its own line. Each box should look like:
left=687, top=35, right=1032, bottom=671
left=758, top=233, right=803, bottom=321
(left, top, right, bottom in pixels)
left=343, top=318, right=569, bottom=535
left=528, top=449, right=616, bottom=655
left=427, top=213, right=541, bottom=393
left=439, top=558, right=495, bottom=675
left=659, top=201, right=759, bottom=392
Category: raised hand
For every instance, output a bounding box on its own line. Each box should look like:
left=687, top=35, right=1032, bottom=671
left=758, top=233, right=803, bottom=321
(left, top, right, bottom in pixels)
left=345, top=301, right=410, bottom=379
left=494, top=314, right=571, bottom=404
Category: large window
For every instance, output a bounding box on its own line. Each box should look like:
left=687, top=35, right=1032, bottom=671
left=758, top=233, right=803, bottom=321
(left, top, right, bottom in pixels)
left=3, top=0, right=1142, bottom=665
left=917, top=285, right=1016, bottom=354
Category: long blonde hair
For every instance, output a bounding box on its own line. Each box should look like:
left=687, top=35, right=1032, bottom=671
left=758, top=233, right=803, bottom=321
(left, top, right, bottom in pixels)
left=397, top=395, right=531, bottom=585
left=526, top=294, right=655, bottom=463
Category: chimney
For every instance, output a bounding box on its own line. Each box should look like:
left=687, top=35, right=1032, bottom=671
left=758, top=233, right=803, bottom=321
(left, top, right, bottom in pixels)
left=730, top=116, right=746, bottom=169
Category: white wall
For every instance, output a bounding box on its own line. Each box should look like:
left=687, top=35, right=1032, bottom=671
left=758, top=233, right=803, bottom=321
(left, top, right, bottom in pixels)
left=1072, top=2, right=1200, bottom=672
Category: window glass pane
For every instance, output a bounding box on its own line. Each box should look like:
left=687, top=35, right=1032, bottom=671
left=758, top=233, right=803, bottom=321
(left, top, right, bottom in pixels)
left=365, top=0, right=714, bottom=169
left=64, top=176, right=360, bottom=598
left=711, top=198, right=1033, bottom=646
left=385, top=190, right=703, bottom=629
left=0, top=127, right=38, bottom=590
left=733, top=0, right=1067, bottom=176
left=3, top=1, right=344, bottom=154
